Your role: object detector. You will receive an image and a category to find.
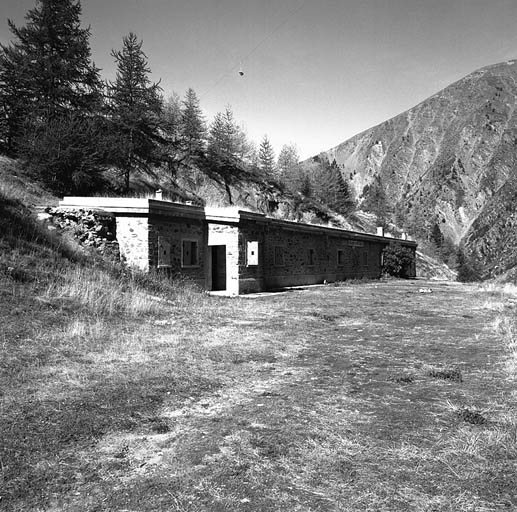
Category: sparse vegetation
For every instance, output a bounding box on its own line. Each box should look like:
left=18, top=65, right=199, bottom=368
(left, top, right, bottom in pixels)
left=1, top=188, right=516, bottom=510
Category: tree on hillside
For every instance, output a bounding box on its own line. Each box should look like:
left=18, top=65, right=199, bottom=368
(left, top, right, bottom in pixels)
left=206, top=106, right=251, bottom=203
left=0, top=0, right=102, bottom=126
left=0, top=0, right=104, bottom=191
left=362, top=173, right=390, bottom=227
left=181, top=88, right=206, bottom=154
left=326, top=160, right=354, bottom=214
left=159, top=92, right=187, bottom=178
left=161, top=93, right=182, bottom=142
left=108, top=32, right=162, bottom=192
left=258, top=135, right=276, bottom=177
left=234, top=125, right=257, bottom=164
left=303, top=158, right=355, bottom=214
left=277, top=144, right=299, bottom=183
left=208, top=106, right=241, bottom=161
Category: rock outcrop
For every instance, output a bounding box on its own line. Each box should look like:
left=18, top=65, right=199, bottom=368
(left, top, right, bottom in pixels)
left=45, top=207, right=120, bottom=260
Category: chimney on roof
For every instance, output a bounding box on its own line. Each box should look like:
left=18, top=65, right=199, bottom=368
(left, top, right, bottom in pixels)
left=376, top=226, right=384, bottom=237
left=155, top=189, right=163, bottom=200
left=400, top=232, right=408, bottom=240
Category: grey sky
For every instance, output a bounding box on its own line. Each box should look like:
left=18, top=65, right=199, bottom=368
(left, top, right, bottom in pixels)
left=2, top=0, right=517, bottom=158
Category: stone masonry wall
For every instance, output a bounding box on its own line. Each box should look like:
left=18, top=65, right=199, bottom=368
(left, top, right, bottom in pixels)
left=262, top=226, right=385, bottom=289
left=148, top=215, right=206, bottom=287
left=116, top=216, right=149, bottom=271
left=237, top=221, right=266, bottom=293
left=45, top=207, right=120, bottom=261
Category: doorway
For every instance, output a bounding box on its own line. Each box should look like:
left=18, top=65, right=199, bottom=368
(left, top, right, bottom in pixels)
left=211, top=245, right=226, bottom=291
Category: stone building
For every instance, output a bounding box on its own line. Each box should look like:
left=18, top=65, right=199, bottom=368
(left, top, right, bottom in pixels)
left=59, top=196, right=417, bottom=295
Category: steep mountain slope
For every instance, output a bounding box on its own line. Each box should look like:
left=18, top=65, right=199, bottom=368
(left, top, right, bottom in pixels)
left=317, top=60, right=517, bottom=278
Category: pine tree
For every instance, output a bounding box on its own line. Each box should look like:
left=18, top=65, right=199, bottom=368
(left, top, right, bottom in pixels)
left=362, top=173, right=389, bottom=228
left=258, top=135, right=276, bottom=177
left=277, top=144, right=299, bottom=178
left=0, top=0, right=104, bottom=190
left=108, top=32, right=162, bottom=191
left=206, top=106, right=249, bottom=204
left=0, top=0, right=102, bottom=130
left=162, top=93, right=182, bottom=142
left=159, top=92, right=184, bottom=178
left=181, top=88, right=205, bottom=153
left=208, top=106, right=240, bottom=161
left=327, top=160, right=354, bottom=214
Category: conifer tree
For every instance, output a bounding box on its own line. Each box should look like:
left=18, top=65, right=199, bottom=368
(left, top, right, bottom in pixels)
left=208, top=106, right=240, bottom=161
left=161, top=93, right=182, bottom=142
left=181, top=88, right=205, bottom=153
left=205, top=106, right=249, bottom=204
left=362, top=173, right=389, bottom=227
left=0, top=0, right=102, bottom=130
left=108, top=32, right=162, bottom=191
left=327, top=160, right=354, bottom=214
left=0, top=0, right=104, bottom=191
left=277, top=144, right=299, bottom=178
left=159, top=93, right=184, bottom=177
left=258, top=135, right=276, bottom=177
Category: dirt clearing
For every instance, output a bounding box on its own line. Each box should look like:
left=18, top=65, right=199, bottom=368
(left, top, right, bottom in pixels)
left=1, top=279, right=516, bottom=511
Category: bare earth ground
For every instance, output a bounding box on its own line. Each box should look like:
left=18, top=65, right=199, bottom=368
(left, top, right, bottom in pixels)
left=1, top=279, right=516, bottom=511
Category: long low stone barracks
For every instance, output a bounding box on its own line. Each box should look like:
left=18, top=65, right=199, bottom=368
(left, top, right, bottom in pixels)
left=59, top=196, right=417, bottom=295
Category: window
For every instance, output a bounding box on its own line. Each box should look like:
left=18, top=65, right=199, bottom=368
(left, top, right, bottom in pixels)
left=363, top=250, right=369, bottom=267
left=247, top=241, right=259, bottom=266
left=274, top=246, right=284, bottom=266
left=337, top=249, right=345, bottom=266
left=307, top=248, right=315, bottom=265
left=157, top=237, right=171, bottom=267
left=182, top=239, right=199, bottom=267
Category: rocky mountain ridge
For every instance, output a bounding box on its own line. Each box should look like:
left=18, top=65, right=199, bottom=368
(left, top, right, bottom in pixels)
left=316, top=59, right=517, bottom=278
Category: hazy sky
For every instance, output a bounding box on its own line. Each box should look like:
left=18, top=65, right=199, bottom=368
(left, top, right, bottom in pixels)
left=2, top=0, right=517, bottom=158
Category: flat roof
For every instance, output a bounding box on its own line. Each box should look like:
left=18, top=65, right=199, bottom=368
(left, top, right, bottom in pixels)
left=59, top=197, right=206, bottom=219
left=59, top=197, right=417, bottom=247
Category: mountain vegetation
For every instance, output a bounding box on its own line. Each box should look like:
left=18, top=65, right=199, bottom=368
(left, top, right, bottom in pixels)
left=315, top=60, right=517, bottom=280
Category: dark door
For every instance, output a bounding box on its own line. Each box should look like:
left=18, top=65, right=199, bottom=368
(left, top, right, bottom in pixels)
left=211, top=245, right=226, bottom=291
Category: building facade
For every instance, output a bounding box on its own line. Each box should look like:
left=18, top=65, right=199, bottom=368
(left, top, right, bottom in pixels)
left=59, top=197, right=417, bottom=294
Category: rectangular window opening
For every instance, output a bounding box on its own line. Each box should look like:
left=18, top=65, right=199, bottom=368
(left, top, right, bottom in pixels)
left=182, top=239, right=199, bottom=267
left=337, top=249, right=345, bottom=266
left=274, top=246, right=285, bottom=266
left=307, top=248, right=315, bottom=266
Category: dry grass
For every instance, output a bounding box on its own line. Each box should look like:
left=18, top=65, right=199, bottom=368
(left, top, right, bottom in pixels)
left=3, top=272, right=517, bottom=511
left=1, top=180, right=517, bottom=510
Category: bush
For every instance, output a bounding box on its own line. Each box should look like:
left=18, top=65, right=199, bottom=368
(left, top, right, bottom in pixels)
left=456, top=248, right=482, bottom=282
left=382, top=243, right=414, bottom=278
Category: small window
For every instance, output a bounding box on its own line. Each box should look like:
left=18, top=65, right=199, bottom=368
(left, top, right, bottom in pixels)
left=157, top=237, right=171, bottom=267
left=337, top=249, right=345, bottom=266
left=247, top=241, right=259, bottom=266
left=363, top=250, right=369, bottom=267
left=182, top=239, right=199, bottom=267
left=274, top=246, right=284, bottom=266
left=307, top=248, right=315, bottom=266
